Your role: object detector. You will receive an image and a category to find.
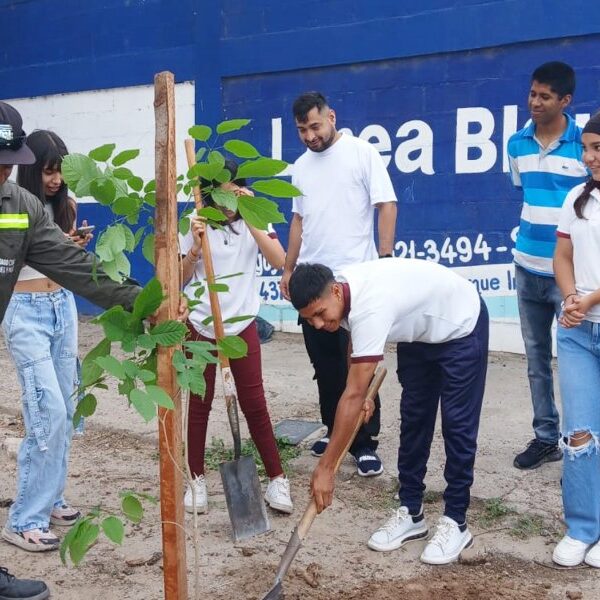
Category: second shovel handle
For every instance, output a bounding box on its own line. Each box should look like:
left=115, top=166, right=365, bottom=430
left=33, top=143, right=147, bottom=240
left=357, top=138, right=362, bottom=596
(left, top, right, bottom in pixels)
left=296, top=366, right=387, bottom=539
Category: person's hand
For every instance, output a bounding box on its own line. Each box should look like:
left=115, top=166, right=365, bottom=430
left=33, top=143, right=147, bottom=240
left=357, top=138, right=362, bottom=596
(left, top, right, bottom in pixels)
left=68, top=220, right=94, bottom=248
left=310, top=463, right=335, bottom=514
left=235, top=186, right=254, bottom=197
left=280, top=269, right=293, bottom=301
left=559, top=295, right=586, bottom=328
left=189, top=215, right=206, bottom=252
left=362, top=396, right=376, bottom=423
left=148, top=295, right=189, bottom=325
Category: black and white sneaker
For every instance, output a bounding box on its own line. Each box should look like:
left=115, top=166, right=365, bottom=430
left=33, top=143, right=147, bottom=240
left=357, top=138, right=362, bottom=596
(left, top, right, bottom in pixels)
left=310, top=437, right=329, bottom=457
left=353, top=448, right=384, bottom=477
left=513, top=439, right=562, bottom=470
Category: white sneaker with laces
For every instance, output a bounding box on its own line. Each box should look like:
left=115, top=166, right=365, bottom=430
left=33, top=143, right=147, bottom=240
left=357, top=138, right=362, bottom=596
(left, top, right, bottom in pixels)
left=585, top=540, right=600, bottom=568
left=184, top=475, right=208, bottom=514
left=420, top=516, right=472, bottom=564
left=265, top=476, right=294, bottom=514
left=553, top=535, right=590, bottom=567
left=368, top=506, right=428, bottom=552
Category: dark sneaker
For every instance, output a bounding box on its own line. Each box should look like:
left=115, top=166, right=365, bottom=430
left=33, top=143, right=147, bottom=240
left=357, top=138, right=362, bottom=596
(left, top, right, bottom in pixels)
left=0, top=567, right=50, bottom=600
left=353, top=448, right=384, bottom=477
left=513, top=439, right=562, bottom=470
left=310, top=437, right=329, bottom=457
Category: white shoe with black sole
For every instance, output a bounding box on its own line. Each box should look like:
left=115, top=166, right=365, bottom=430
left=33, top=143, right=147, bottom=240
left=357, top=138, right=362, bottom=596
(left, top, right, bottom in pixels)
left=368, top=506, right=428, bottom=552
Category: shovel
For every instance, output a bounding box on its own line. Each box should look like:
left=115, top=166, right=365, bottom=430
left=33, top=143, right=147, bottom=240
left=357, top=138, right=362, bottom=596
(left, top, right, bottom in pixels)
left=185, top=139, right=270, bottom=541
left=262, top=366, right=387, bottom=600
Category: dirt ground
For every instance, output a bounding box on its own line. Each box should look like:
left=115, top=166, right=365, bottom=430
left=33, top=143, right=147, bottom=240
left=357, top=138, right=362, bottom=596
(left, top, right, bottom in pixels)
left=0, top=320, right=598, bottom=599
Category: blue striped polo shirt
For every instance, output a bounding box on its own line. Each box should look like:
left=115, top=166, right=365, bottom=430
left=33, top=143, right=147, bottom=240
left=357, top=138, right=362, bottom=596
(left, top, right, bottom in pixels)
left=508, top=113, right=587, bottom=276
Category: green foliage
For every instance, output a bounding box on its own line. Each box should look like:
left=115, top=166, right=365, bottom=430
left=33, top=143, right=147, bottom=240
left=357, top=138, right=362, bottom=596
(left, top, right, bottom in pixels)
left=250, top=179, right=301, bottom=198
left=238, top=194, right=286, bottom=229
left=216, top=118, right=251, bottom=134
left=217, top=335, right=248, bottom=359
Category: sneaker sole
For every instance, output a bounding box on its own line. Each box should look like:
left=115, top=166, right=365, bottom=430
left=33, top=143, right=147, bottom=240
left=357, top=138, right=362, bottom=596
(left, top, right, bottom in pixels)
left=513, top=450, right=563, bottom=470
left=420, top=533, right=473, bottom=565
left=584, top=555, right=600, bottom=568
left=2, top=528, right=59, bottom=552
left=265, top=499, right=294, bottom=514
left=357, top=465, right=384, bottom=477
left=50, top=515, right=81, bottom=527
left=367, top=526, right=429, bottom=552
left=311, top=450, right=325, bottom=457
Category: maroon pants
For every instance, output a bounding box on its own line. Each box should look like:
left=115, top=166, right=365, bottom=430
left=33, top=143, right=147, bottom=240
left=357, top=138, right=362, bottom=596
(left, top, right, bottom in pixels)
left=186, top=320, right=283, bottom=479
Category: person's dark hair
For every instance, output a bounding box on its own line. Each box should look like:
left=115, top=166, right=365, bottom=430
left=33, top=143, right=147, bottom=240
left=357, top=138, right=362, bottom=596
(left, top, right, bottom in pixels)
left=292, top=92, right=329, bottom=123
left=199, top=159, right=246, bottom=232
left=17, top=130, right=75, bottom=233
left=574, top=111, right=600, bottom=219
left=289, top=263, right=335, bottom=310
left=531, top=62, right=576, bottom=98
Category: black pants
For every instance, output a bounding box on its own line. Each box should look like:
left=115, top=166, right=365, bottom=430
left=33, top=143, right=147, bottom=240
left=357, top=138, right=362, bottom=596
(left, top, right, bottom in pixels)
left=396, top=299, right=489, bottom=524
left=300, top=319, right=381, bottom=453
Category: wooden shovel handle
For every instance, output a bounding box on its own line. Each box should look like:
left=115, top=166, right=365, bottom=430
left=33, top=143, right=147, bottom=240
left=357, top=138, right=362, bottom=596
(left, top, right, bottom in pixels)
left=184, top=139, right=228, bottom=366
left=296, top=366, right=387, bottom=539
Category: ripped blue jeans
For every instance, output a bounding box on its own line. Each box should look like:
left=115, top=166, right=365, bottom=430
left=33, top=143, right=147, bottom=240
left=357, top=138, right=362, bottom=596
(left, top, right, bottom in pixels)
left=557, top=320, right=600, bottom=544
left=1, top=289, right=79, bottom=532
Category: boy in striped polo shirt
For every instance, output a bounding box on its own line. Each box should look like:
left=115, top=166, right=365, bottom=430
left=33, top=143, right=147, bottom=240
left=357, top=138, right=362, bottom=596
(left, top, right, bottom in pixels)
left=507, top=62, right=588, bottom=470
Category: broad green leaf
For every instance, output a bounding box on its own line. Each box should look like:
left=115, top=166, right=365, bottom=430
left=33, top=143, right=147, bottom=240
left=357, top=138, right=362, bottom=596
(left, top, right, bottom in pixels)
left=129, top=388, right=156, bottom=422
left=251, top=179, right=302, bottom=198
left=198, top=206, right=227, bottom=222
left=96, top=355, right=127, bottom=380
left=195, top=147, right=207, bottom=162
left=211, top=188, right=238, bottom=211
left=201, top=315, right=213, bottom=326
left=89, top=143, right=115, bottom=162
left=144, top=191, right=156, bottom=207
left=94, top=306, right=143, bottom=343
left=142, top=233, right=155, bottom=265
left=213, top=168, right=232, bottom=184
left=88, top=177, right=116, bottom=205
left=121, top=494, right=144, bottom=523
left=216, top=118, right=251, bottom=134
left=61, top=153, right=100, bottom=193
left=133, top=277, right=164, bottom=319
left=122, top=360, right=139, bottom=379
left=189, top=125, right=212, bottom=142
left=224, top=139, right=259, bottom=159
left=208, top=283, right=229, bottom=293
left=67, top=520, right=99, bottom=566
left=223, top=314, right=254, bottom=324
left=238, top=195, right=286, bottom=230
left=183, top=341, right=218, bottom=363
left=112, top=149, right=140, bottom=167
left=128, top=176, right=144, bottom=192
left=137, top=333, right=157, bottom=351
left=81, top=338, right=111, bottom=387
left=112, top=195, right=139, bottom=217
left=172, top=349, right=187, bottom=372
left=101, top=516, right=124, bottom=545
left=74, top=393, right=97, bottom=424
left=187, top=162, right=222, bottom=181
left=60, top=518, right=80, bottom=564
left=118, top=376, right=136, bottom=397
left=178, top=216, right=191, bottom=236
left=137, top=369, right=155, bottom=383
left=147, top=321, right=187, bottom=347
left=217, top=335, right=248, bottom=359
left=236, top=158, right=287, bottom=179
left=146, top=385, right=175, bottom=409
left=112, top=167, right=133, bottom=180
left=208, top=150, right=225, bottom=167
left=144, top=179, right=156, bottom=193
left=177, top=365, right=207, bottom=396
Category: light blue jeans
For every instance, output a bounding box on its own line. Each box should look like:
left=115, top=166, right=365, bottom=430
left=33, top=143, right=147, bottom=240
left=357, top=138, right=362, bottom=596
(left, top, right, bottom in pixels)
left=557, top=321, right=600, bottom=544
left=2, top=289, right=79, bottom=532
left=515, top=265, right=563, bottom=444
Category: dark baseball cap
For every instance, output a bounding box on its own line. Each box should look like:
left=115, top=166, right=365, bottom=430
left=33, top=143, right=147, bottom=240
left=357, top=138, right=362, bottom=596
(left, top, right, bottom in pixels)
left=0, top=101, right=35, bottom=165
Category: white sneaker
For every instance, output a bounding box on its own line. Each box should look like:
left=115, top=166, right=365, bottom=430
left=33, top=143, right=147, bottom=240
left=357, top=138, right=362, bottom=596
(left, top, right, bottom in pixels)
left=553, top=535, right=590, bottom=567
left=264, top=476, right=294, bottom=514
left=368, top=506, right=428, bottom=552
left=184, top=475, right=208, bottom=514
left=420, top=516, right=472, bottom=565
left=585, top=540, right=600, bottom=568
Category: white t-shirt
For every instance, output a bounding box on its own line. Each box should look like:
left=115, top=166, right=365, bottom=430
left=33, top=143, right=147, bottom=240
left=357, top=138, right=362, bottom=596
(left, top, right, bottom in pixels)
left=338, top=259, right=481, bottom=362
left=180, top=220, right=273, bottom=337
left=556, top=183, right=600, bottom=323
left=292, top=133, right=397, bottom=275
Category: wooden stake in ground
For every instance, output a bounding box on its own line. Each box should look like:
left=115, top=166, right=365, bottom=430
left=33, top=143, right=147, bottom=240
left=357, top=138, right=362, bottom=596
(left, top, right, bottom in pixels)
left=154, top=71, right=188, bottom=600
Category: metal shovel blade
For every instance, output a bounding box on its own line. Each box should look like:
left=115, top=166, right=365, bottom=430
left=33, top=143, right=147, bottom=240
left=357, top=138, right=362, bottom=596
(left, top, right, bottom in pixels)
left=219, top=454, right=271, bottom=542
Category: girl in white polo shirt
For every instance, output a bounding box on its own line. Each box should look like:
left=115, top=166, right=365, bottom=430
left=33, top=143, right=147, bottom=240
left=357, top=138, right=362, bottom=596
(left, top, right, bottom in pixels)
left=552, top=112, right=600, bottom=568
left=179, top=160, right=293, bottom=516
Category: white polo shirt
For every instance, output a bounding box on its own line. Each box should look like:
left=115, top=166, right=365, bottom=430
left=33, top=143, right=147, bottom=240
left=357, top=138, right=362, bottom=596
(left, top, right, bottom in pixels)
left=338, top=259, right=481, bottom=362
left=292, top=133, right=397, bottom=275
left=556, top=183, right=600, bottom=323
left=180, top=220, right=274, bottom=337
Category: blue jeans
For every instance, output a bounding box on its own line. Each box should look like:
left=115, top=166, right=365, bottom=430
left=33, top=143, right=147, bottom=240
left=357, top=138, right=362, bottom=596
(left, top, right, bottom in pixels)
left=1, top=289, right=79, bottom=532
left=557, top=321, right=600, bottom=544
left=515, top=265, right=563, bottom=444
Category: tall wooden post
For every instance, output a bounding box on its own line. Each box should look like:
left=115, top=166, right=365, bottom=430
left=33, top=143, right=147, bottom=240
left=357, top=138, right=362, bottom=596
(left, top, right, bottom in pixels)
left=154, top=71, right=188, bottom=600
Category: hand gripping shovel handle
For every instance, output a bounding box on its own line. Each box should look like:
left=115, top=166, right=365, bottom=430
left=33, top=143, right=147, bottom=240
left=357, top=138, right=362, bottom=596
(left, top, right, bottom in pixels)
left=185, top=139, right=242, bottom=458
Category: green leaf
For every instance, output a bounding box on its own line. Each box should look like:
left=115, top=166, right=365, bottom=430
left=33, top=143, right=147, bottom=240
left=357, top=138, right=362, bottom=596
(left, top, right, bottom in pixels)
left=96, top=355, right=127, bottom=380
left=137, top=334, right=157, bottom=351
left=208, top=150, right=225, bottom=167
left=195, top=147, right=207, bottom=162
left=187, top=162, right=222, bottom=181
left=121, top=494, right=144, bottom=523
left=236, top=158, right=287, bottom=179
left=238, top=195, right=286, bottom=230
left=94, top=306, right=143, bottom=343
left=198, top=206, right=227, bottom=222
left=128, top=176, right=144, bottom=192
left=207, top=283, right=229, bottom=293
left=89, top=143, right=116, bottom=162
left=211, top=188, right=238, bottom=211
left=89, top=177, right=116, bottom=205
left=137, top=369, right=156, bottom=383
left=112, top=149, right=140, bottom=167
left=65, top=519, right=99, bottom=566
left=177, top=365, right=207, bottom=396
left=144, top=179, right=156, bottom=193
left=188, top=125, right=212, bottom=142
left=133, top=277, right=164, bottom=319
left=223, top=139, right=259, bottom=159
left=144, top=191, right=156, bottom=207
left=112, top=167, right=133, bottom=180
left=101, top=516, right=124, bottom=545
left=251, top=179, right=302, bottom=198
left=142, top=233, right=155, bottom=266
left=223, top=314, right=254, bottom=324
left=147, top=321, right=188, bottom=347
left=183, top=341, right=218, bottom=363
left=145, top=385, right=175, bottom=409
left=81, top=338, right=111, bottom=387
left=73, top=393, right=97, bottom=427
left=217, top=335, right=248, bottom=359
left=112, top=195, right=139, bottom=217
left=216, top=118, right=251, bottom=134
left=129, top=388, right=156, bottom=422
left=118, top=376, right=136, bottom=396
left=61, top=154, right=103, bottom=198
left=178, top=216, right=191, bottom=236
left=213, top=168, right=232, bottom=184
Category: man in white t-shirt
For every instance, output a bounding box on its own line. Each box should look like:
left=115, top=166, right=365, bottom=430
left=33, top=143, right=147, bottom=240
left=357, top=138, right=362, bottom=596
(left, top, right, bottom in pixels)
left=280, top=91, right=397, bottom=477
left=288, top=259, right=489, bottom=565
